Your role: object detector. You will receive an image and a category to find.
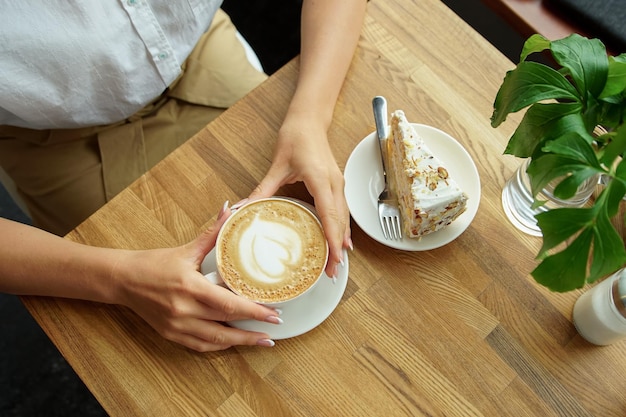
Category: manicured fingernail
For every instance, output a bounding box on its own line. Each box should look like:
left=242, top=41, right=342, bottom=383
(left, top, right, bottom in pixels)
left=273, top=308, right=283, bottom=316
left=257, top=339, right=275, bottom=347
left=266, top=315, right=283, bottom=325
left=230, top=198, right=249, bottom=210
left=218, top=200, right=229, bottom=219
left=332, top=276, right=337, bottom=285
left=348, top=238, right=354, bottom=251
left=339, top=257, right=345, bottom=267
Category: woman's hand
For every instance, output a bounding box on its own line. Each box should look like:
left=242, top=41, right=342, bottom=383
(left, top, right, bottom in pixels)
left=248, top=116, right=352, bottom=279
left=247, top=0, right=364, bottom=278
left=112, top=206, right=282, bottom=352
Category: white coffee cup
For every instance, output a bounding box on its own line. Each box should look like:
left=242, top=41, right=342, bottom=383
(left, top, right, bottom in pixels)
left=202, top=197, right=329, bottom=307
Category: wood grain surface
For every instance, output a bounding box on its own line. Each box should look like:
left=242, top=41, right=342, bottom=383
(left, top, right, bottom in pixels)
left=22, top=0, right=626, bottom=415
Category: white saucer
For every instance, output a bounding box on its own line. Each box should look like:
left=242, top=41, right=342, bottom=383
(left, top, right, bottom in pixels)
left=344, top=124, right=480, bottom=251
left=201, top=250, right=348, bottom=340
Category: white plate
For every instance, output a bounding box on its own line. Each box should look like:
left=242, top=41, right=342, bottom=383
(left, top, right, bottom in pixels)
left=201, top=250, right=348, bottom=340
left=344, top=124, right=480, bottom=251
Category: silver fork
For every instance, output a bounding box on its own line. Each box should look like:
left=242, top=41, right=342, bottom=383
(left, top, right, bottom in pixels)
left=372, top=96, right=402, bottom=240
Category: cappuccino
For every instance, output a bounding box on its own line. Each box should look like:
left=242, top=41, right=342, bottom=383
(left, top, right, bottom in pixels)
left=216, top=198, right=328, bottom=303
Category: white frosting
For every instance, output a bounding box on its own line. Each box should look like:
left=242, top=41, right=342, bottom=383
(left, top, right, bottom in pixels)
left=237, top=214, right=303, bottom=284
left=402, top=125, right=464, bottom=208
left=390, top=110, right=468, bottom=237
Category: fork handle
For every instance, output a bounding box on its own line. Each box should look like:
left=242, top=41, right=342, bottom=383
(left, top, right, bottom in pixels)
left=372, top=96, right=389, bottom=179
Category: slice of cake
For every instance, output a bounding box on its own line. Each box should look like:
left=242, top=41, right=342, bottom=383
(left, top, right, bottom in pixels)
left=387, top=110, right=468, bottom=238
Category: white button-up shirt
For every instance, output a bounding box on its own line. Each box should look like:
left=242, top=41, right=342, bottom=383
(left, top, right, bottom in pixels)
left=0, top=0, right=221, bottom=129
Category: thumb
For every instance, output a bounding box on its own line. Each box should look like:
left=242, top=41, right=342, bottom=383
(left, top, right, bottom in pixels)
left=192, top=201, right=232, bottom=261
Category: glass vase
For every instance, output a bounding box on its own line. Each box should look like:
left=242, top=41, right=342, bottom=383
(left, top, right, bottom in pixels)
left=501, top=159, right=599, bottom=236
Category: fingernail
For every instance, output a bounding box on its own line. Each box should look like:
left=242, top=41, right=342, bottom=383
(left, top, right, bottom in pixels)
left=332, top=275, right=337, bottom=285
left=257, top=339, right=275, bottom=347
left=348, top=238, right=354, bottom=251
left=230, top=198, right=249, bottom=210
left=218, top=200, right=229, bottom=219
left=266, top=315, right=283, bottom=325
left=273, top=308, right=283, bottom=316
left=339, top=257, right=345, bottom=267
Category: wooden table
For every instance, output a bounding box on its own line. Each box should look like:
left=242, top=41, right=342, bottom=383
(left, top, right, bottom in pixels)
left=22, top=0, right=626, bottom=415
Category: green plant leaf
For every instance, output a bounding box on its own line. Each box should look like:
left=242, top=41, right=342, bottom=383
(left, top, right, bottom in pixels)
left=596, top=98, right=625, bottom=129
left=541, top=131, right=601, bottom=167
left=533, top=185, right=626, bottom=291
left=604, top=178, right=626, bottom=218
left=601, top=123, right=626, bottom=166
left=615, top=156, right=626, bottom=182
left=491, top=62, right=581, bottom=127
left=551, top=34, right=608, bottom=98
left=519, top=34, right=551, bottom=62
left=531, top=228, right=592, bottom=292
left=551, top=167, right=599, bottom=199
left=504, top=102, right=584, bottom=157
left=589, top=206, right=626, bottom=282
left=537, top=131, right=603, bottom=198
left=600, top=55, right=626, bottom=98
left=527, top=154, right=599, bottom=195
left=536, top=207, right=594, bottom=254
left=605, top=158, right=626, bottom=214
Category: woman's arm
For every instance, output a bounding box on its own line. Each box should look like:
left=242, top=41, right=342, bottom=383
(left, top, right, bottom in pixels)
left=0, top=210, right=281, bottom=352
left=250, top=0, right=367, bottom=278
left=0, top=217, right=122, bottom=301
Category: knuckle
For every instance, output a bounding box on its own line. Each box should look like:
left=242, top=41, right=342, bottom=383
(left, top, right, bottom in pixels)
left=168, top=304, right=183, bottom=319
left=194, top=344, right=215, bottom=353
left=220, top=298, right=238, bottom=317
left=320, top=208, right=342, bottom=227
left=166, top=299, right=188, bottom=319
left=160, top=327, right=178, bottom=342
left=208, top=330, right=228, bottom=346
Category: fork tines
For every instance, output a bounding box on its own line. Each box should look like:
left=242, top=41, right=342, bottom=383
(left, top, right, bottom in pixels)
left=379, top=203, right=403, bottom=240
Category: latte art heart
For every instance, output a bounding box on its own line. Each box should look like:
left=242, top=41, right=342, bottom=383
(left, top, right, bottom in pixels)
left=217, top=199, right=328, bottom=303
left=240, top=216, right=303, bottom=284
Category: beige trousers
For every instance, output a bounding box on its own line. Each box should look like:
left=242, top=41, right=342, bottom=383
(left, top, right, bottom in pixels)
left=0, top=10, right=268, bottom=235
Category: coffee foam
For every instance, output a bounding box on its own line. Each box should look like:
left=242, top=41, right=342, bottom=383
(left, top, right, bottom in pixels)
left=217, top=199, right=327, bottom=303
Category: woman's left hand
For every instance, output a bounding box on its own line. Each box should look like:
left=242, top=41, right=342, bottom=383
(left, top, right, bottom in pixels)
left=248, top=115, right=351, bottom=279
